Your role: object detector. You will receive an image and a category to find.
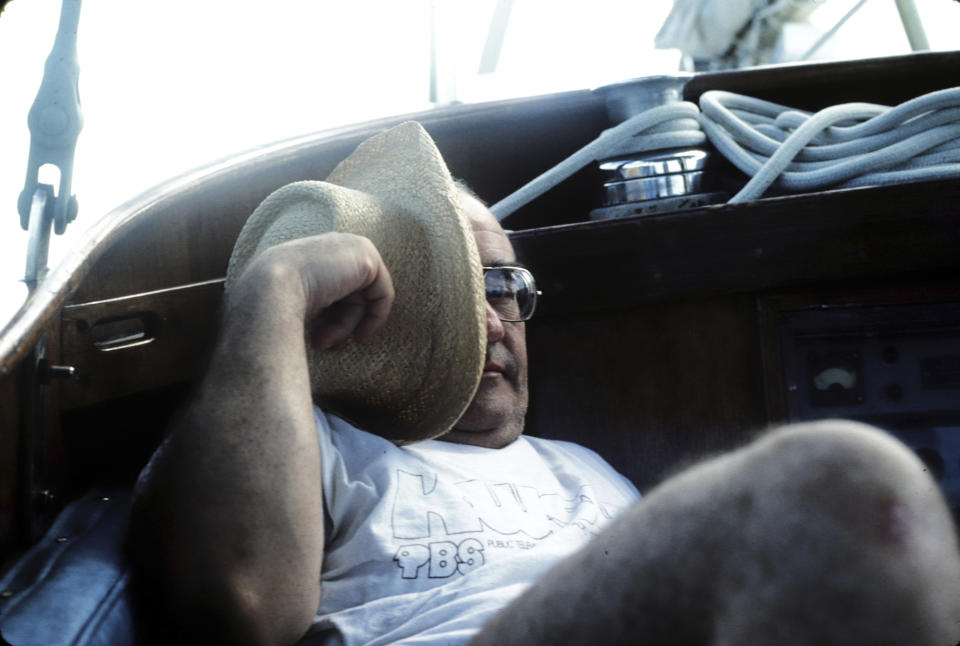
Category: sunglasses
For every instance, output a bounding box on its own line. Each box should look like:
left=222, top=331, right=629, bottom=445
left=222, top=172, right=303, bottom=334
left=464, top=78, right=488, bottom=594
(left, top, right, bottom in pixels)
left=483, top=265, right=541, bottom=322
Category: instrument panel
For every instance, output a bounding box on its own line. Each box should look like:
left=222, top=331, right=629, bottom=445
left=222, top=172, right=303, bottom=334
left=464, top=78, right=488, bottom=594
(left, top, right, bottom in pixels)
left=771, top=297, right=960, bottom=512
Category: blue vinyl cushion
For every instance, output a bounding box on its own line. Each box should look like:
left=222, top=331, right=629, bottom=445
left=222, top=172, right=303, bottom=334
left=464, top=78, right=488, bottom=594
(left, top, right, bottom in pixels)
left=0, top=489, right=138, bottom=646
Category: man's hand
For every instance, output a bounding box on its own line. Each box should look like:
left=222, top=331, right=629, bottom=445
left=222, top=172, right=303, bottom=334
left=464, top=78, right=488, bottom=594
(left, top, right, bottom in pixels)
left=236, top=232, right=395, bottom=351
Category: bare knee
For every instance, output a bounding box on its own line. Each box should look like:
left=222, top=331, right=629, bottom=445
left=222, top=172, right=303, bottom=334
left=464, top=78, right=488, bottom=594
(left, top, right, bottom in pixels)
left=713, top=419, right=960, bottom=644
left=746, top=419, right=953, bottom=553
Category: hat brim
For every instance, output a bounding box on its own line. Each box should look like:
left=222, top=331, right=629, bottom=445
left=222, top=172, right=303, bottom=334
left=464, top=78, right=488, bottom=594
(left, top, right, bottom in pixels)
left=226, top=122, right=486, bottom=442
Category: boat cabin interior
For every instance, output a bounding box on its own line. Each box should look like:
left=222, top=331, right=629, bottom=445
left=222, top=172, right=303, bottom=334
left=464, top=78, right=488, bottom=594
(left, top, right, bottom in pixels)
left=2, top=49, right=960, bottom=643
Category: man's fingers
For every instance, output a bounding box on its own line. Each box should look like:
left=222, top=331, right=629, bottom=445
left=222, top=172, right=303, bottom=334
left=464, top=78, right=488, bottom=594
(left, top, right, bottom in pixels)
left=246, top=233, right=396, bottom=349
left=353, top=266, right=394, bottom=343
left=311, top=297, right=368, bottom=350
left=311, top=270, right=394, bottom=349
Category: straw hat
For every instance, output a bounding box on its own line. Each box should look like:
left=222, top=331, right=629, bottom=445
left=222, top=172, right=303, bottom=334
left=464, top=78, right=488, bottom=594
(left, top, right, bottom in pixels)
left=225, top=122, right=487, bottom=443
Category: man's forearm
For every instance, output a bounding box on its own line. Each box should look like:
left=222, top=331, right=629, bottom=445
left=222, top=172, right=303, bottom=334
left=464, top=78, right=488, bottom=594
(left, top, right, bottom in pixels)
left=132, top=233, right=394, bottom=645
left=132, top=262, right=323, bottom=646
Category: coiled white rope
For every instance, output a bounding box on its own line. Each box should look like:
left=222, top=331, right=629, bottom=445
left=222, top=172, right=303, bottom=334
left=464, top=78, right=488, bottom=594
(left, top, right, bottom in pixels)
left=701, top=86, right=960, bottom=202
left=490, top=85, right=960, bottom=221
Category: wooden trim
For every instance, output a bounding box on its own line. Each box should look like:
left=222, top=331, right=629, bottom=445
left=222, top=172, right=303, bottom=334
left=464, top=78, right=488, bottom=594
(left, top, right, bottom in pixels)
left=511, top=177, right=960, bottom=317
left=58, top=280, right=226, bottom=409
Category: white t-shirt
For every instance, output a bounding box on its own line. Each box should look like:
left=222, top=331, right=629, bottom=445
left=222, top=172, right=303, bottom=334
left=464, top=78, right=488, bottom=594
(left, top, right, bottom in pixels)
left=301, top=409, right=641, bottom=646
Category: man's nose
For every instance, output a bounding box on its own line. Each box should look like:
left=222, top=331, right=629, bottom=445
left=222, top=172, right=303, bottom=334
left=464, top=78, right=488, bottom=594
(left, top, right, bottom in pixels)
left=485, top=301, right=505, bottom=343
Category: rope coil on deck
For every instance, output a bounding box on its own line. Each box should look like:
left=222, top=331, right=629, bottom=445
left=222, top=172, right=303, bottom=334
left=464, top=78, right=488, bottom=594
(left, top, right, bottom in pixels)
left=701, top=87, right=960, bottom=203
left=490, top=85, right=960, bottom=220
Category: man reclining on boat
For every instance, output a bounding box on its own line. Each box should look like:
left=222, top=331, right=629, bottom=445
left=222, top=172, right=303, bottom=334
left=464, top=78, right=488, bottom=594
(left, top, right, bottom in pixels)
left=130, top=122, right=960, bottom=646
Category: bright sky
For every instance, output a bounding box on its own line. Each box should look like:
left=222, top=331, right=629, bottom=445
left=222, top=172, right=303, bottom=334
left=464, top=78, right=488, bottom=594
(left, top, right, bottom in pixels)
left=0, top=0, right=957, bottom=327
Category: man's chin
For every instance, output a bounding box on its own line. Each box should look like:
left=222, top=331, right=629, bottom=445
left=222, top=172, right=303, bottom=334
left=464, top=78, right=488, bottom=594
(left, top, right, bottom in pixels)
left=440, top=425, right=521, bottom=449
left=446, top=386, right=528, bottom=448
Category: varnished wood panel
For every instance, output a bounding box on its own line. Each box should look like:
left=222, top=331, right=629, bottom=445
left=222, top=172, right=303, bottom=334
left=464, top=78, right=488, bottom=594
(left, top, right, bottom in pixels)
left=525, top=296, right=768, bottom=492
left=60, top=280, right=225, bottom=409
left=511, top=178, right=960, bottom=318
left=29, top=320, right=65, bottom=544
left=0, top=317, right=64, bottom=567
left=0, top=366, right=22, bottom=570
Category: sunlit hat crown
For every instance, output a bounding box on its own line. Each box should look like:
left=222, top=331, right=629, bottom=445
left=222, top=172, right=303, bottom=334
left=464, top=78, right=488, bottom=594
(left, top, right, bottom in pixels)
left=226, top=122, right=487, bottom=443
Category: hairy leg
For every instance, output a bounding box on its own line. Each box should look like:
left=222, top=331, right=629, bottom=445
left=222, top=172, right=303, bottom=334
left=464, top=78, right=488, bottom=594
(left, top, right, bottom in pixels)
left=470, top=420, right=960, bottom=646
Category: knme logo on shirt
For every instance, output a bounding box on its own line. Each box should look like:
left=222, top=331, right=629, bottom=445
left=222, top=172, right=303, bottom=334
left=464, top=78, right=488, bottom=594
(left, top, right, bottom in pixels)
left=391, top=469, right=619, bottom=580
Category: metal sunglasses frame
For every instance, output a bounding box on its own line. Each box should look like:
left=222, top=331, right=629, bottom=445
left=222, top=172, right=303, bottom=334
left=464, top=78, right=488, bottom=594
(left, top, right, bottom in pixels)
left=482, top=265, right=542, bottom=322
